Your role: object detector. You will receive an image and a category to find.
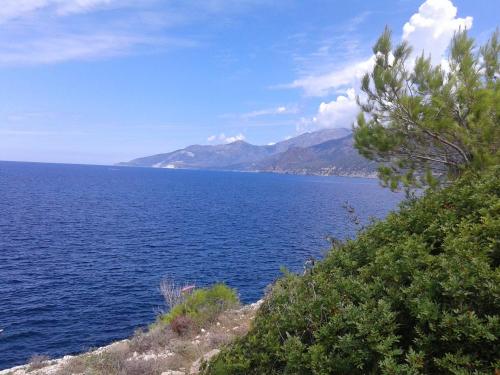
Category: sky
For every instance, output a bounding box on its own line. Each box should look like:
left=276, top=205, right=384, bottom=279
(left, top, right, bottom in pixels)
left=0, top=0, right=498, bottom=165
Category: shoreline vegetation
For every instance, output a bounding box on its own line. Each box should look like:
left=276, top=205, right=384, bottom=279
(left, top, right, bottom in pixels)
left=186, top=30, right=494, bottom=373
left=0, top=284, right=263, bottom=375
left=3, top=168, right=498, bottom=375
left=121, top=165, right=379, bottom=179
left=3, top=26, right=498, bottom=375
left=201, top=167, right=500, bottom=374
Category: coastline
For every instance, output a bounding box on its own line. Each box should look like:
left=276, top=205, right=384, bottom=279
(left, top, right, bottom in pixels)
left=0, top=300, right=263, bottom=375
left=117, top=163, right=378, bottom=179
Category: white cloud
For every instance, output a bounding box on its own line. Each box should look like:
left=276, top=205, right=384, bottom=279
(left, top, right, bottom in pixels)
left=403, top=0, right=473, bottom=64
left=315, top=88, right=358, bottom=128
left=241, top=105, right=298, bottom=119
left=283, top=56, right=375, bottom=97
left=0, top=34, right=175, bottom=65
left=0, top=1, right=168, bottom=65
left=297, top=88, right=358, bottom=132
left=0, top=0, right=119, bottom=23
left=223, top=133, right=245, bottom=143
left=207, top=133, right=246, bottom=144
left=0, top=0, right=49, bottom=24
left=0, top=0, right=268, bottom=65
left=56, top=0, right=118, bottom=15
left=220, top=105, right=299, bottom=120
left=284, top=0, right=472, bottom=98
left=289, top=0, right=472, bottom=135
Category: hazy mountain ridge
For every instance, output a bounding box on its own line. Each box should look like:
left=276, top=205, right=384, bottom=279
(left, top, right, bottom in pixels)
left=248, top=135, right=377, bottom=177
left=119, top=128, right=376, bottom=177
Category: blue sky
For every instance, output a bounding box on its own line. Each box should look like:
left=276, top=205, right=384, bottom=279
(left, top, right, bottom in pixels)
left=0, top=0, right=498, bottom=164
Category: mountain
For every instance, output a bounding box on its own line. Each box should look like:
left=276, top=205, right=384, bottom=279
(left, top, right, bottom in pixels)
left=249, top=135, right=377, bottom=177
left=270, top=128, right=351, bottom=153
left=121, top=141, right=274, bottom=169
left=119, top=128, right=376, bottom=177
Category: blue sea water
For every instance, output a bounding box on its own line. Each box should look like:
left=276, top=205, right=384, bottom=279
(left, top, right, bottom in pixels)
left=0, top=161, right=403, bottom=369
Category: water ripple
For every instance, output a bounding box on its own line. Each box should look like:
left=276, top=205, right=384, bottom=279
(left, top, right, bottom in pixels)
left=0, top=162, right=402, bottom=369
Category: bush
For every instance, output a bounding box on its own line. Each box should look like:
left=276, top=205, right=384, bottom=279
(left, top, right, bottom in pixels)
left=203, top=167, right=500, bottom=374
left=170, top=315, right=193, bottom=336
left=161, top=284, right=239, bottom=328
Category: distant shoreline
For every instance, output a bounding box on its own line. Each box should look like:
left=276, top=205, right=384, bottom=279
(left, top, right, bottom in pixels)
left=115, top=163, right=378, bottom=179
left=0, top=159, right=377, bottom=179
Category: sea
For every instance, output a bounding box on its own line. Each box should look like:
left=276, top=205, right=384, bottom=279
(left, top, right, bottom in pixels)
left=0, top=161, right=403, bottom=369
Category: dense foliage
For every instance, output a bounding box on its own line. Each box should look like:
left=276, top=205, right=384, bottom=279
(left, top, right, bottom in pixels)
left=203, top=167, right=500, bottom=374
left=161, top=283, right=239, bottom=327
left=354, top=28, right=499, bottom=189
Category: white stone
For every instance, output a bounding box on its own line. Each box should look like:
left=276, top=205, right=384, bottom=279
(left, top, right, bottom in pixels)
left=189, top=349, right=220, bottom=374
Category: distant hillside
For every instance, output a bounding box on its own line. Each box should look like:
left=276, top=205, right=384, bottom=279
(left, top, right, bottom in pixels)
left=270, top=128, right=351, bottom=153
left=119, top=128, right=376, bottom=177
left=247, top=135, right=376, bottom=177
left=121, top=141, right=274, bottom=169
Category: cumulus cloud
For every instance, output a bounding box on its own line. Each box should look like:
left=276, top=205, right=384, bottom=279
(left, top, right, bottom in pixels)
left=297, top=88, right=358, bottom=132
left=291, top=0, right=472, bottom=134
left=314, top=88, right=358, bottom=128
left=222, top=133, right=246, bottom=143
left=403, top=0, right=473, bottom=64
left=207, top=133, right=246, bottom=144
left=285, top=0, right=472, bottom=99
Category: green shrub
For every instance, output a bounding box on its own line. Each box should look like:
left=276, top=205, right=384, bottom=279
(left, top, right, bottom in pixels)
left=161, top=284, right=239, bottom=328
left=203, top=167, right=500, bottom=374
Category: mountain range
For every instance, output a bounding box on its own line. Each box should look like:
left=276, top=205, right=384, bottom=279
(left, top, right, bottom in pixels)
left=119, top=128, right=377, bottom=177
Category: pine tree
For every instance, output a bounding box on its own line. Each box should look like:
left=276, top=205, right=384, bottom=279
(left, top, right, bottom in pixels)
left=354, top=27, right=499, bottom=189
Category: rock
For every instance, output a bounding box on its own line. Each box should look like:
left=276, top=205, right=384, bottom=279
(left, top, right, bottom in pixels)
left=189, top=349, right=220, bottom=374
left=161, top=371, right=184, bottom=375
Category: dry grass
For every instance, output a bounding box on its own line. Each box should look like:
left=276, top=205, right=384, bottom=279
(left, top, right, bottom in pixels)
left=27, top=355, right=50, bottom=372
left=5, top=303, right=260, bottom=375
left=122, top=358, right=171, bottom=375
left=54, top=356, right=86, bottom=375
left=40, top=298, right=260, bottom=375
left=55, top=351, right=173, bottom=375
left=207, top=332, right=233, bottom=348
left=0, top=303, right=260, bottom=375
left=128, top=325, right=176, bottom=354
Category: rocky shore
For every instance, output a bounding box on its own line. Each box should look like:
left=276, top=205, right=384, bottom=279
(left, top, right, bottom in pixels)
left=0, top=300, right=263, bottom=375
